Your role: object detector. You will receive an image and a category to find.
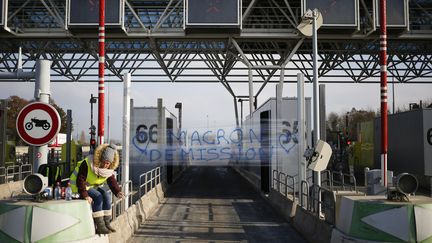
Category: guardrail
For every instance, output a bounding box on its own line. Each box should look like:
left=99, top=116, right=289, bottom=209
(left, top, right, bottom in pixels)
left=329, top=170, right=357, bottom=192
left=321, top=170, right=331, bottom=187
left=308, top=184, right=336, bottom=224
left=112, top=180, right=133, bottom=219
left=272, top=170, right=296, bottom=198
left=300, top=180, right=309, bottom=209
left=138, top=167, right=161, bottom=198
left=113, top=166, right=165, bottom=219
left=272, top=169, right=354, bottom=226
left=1, top=164, right=33, bottom=184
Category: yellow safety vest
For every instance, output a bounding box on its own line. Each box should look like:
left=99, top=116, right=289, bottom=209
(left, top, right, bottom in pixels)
left=70, top=158, right=108, bottom=193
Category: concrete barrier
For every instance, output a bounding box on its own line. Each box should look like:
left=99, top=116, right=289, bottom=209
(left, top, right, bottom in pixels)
left=268, top=189, right=297, bottom=220
left=292, top=205, right=333, bottom=243
left=0, top=181, right=23, bottom=199
left=0, top=175, right=169, bottom=243
left=232, top=165, right=334, bottom=243
left=109, top=182, right=167, bottom=243
left=108, top=165, right=188, bottom=242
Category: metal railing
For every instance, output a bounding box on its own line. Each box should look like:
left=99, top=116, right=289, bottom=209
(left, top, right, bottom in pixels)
left=112, top=180, right=133, bottom=219
left=271, top=169, right=355, bottom=226
left=321, top=170, right=331, bottom=187
left=138, top=167, right=161, bottom=197
left=329, top=170, right=357, bottom=192
left=2, top=164, right=33, bottom=183
left=112, top=165, right=166, bottom=218
left=272, top=170, right=296, bottom=198
left=300, top=180, right=309, bottom=209
left=308, top=184, right=336, bottom=224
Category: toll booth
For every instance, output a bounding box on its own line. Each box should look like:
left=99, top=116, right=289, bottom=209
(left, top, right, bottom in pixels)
left=373, top=108, right=432, bottom=192
left=129, top=99, right=181, bottom=184
left=242, top=97, right=312, bottom=193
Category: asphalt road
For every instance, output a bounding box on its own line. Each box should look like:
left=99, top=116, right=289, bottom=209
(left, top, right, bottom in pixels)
left=128, top=166, right=306, bottom=243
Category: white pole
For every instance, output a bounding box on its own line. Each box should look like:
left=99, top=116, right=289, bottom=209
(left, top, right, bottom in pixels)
left=248, top=69, right=254, bottom=116
left=297, top=73, right=306, bottom=201
left=122, top=73, right=131, bottom=210
left=33, top=60, right=51, bottom=173
left=312, top=10, right=321, bottom=214
left=18, top=47, right=22, bottom=72
left=276, top=68, right=284, bottom=175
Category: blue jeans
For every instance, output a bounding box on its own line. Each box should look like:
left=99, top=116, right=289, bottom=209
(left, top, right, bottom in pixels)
left=87, top=187, right=112, bottom=212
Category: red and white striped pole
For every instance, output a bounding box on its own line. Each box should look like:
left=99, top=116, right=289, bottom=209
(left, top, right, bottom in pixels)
left=98, top=0, right=105, bottom=145
left=379, top=0, right=388, bottom=187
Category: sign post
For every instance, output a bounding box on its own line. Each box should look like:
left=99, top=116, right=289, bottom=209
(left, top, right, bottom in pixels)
left=379, top=0, right=388, bottom=187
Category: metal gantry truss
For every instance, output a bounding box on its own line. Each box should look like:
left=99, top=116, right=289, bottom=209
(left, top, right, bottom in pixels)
left=0, top=0, right=431, bottom=95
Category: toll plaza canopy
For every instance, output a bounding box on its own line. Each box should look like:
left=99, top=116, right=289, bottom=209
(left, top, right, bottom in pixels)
left=0, top=0, right=431, bottom=95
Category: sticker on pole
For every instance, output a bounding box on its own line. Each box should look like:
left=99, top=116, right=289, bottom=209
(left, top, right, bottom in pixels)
left=16, top=102, right=61, bottom=146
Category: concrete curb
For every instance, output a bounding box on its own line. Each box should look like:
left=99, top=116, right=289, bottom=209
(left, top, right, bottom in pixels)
left=232, top=165, right=333, bottom=243
left=292, top=206, right=333, bottom=243
left=0, top=181, right=23, bottom=199
left=108, top=182, right=167, bottom=243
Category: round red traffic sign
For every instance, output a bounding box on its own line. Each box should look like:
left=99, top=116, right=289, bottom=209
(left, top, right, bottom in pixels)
left=16, top=102, right=61, bottom=146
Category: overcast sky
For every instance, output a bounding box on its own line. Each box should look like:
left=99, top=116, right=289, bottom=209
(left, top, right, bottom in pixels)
left=1, top=77, right=430, bottom=142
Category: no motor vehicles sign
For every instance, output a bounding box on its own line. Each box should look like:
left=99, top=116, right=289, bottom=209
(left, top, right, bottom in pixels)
left=16, top=102, right=61, bottom=146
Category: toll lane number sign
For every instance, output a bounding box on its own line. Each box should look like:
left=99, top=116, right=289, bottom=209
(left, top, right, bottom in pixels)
left=16, top=102, right=61, bottom=146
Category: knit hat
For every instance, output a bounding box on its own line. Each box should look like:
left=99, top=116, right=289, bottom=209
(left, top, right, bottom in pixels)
left=101, top=144, right=117, bottom=163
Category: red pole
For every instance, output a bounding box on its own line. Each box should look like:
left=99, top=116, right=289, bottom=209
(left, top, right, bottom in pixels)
left=379, top=0, right=388, bottom=187
left=98, top=0, right=105, bottom=145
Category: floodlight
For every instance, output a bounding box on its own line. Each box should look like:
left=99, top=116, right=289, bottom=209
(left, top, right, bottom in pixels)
left=23, top=173, right=48, bottom=195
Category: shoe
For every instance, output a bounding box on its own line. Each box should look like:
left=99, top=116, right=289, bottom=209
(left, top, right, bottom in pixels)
left=104, top=215, right=116, bottom=232
left=94, top=216, right=111, bottom=234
